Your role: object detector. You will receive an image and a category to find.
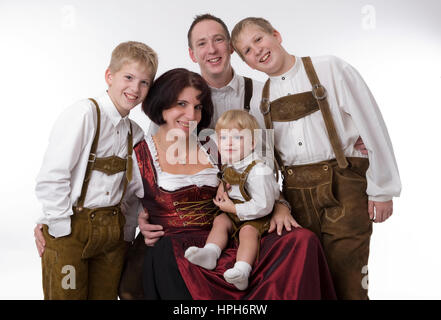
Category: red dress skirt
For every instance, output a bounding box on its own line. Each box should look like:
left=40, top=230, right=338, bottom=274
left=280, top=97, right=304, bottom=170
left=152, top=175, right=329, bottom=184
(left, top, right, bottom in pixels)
left=135, top=139, right=336, bottom=300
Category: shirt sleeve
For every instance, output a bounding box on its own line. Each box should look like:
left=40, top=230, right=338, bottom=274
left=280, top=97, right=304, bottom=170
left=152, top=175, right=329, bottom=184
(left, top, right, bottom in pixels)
left=35, top=100, right=96, bottom=237
left=121, top=148, right=144, bottom=241
left=338, top=59, right=401, bottom=201
left=235, top=162, right=280, bottom=221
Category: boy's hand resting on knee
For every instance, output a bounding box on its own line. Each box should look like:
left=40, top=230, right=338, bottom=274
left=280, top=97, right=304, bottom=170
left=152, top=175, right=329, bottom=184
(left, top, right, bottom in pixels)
left=268, top=202, right=301, bottom=236
left=369, top=200, right=393, bottom=223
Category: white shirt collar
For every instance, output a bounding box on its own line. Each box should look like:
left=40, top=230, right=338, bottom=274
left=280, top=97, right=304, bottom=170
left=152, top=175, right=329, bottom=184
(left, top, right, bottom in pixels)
left=97, top=91, right=130, bottom=127
left=210, top=69, right=241, bottom=94
left=269, top=55, right=301, bottom=83
left=231, top=151, right=260, bottom=171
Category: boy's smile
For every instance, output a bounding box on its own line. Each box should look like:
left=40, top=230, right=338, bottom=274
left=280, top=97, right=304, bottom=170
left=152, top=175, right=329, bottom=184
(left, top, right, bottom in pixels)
left=234, top=25, right=292, bottom=77
left=105, top=61, right=152, bottom=117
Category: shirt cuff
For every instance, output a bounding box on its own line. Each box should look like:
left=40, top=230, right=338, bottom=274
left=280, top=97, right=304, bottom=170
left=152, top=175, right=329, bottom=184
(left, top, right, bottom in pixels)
left=235, top=204, right=246, bottom=221
left=47, top=217, right=72, bottom=238
left=368, top=195, right=393, bottom=202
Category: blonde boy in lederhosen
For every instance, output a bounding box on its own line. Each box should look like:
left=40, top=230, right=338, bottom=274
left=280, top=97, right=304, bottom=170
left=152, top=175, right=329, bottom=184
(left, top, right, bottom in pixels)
left=35, top=42, right=158, bottom=299
left=185, top=110, right=279, bottom=291
left=231, top=17, right=401, bottom=299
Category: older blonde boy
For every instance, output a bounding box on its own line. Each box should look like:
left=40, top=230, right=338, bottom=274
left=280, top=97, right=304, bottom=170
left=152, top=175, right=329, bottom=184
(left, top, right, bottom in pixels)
left=35, top=41, right=158, bottom=299
left=231, top=18, right=401, bottom=299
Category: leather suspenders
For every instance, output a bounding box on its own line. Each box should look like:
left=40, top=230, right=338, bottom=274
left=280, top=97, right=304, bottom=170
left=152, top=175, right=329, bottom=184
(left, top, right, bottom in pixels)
left=243, top=76, right=253, bottom=112
left=75, top=98, right=133, bottom=211
left=259, top=56, right=349, bottom=175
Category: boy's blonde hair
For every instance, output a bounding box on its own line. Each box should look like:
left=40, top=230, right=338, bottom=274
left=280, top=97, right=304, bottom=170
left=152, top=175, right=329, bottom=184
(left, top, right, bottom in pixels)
left=109, top=41, right=158, bottom=80
left=215, top=110, right=261, bottom=143
left=231, top=17, right=275, bottom=60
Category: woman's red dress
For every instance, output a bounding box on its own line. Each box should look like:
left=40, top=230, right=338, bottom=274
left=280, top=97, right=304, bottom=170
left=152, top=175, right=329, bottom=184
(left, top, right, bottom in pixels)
left=135, top=139, right=336, bottom=299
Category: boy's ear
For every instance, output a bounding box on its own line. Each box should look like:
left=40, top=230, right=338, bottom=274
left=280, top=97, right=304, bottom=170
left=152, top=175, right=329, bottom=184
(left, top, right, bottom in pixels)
left=189, top=47, right=198, bottom=63
left=228, top=41, right=234, bottom=55
left=105, top=68, right=113, bottom=86
left=273, top=29, right=282, bottom=44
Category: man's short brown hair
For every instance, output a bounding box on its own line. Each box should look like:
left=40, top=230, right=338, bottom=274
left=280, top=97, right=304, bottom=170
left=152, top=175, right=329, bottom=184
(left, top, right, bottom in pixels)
left=187, top=14, right=231, bottom=49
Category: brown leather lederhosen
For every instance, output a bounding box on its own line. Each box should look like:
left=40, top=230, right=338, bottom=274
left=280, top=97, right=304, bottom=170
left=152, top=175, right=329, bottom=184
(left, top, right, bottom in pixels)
left=41, top=98, right=133, bottom=300
left=260, top=57, right=372, bottom=300
left=218, top=160, right=271, bottom=240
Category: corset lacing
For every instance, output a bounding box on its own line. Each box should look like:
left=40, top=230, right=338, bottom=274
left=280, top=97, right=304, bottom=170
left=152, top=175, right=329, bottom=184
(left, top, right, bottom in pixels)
left=172, top=199, right=220, bottom=226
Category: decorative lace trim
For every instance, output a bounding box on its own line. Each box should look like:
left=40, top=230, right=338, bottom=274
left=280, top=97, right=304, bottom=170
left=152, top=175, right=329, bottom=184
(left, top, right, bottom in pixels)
left=145, top=135, right=219, bottom=191
left=145, top=134, right=163, bottom=175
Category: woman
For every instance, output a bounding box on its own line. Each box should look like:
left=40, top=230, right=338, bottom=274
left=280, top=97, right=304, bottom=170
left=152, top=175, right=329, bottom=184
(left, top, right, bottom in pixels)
left=119, top=68, right=336, bottom=300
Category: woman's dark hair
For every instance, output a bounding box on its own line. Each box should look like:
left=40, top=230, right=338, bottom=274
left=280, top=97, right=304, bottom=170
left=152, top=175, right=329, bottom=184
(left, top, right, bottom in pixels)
left=142, top=68, right=213, bottom=133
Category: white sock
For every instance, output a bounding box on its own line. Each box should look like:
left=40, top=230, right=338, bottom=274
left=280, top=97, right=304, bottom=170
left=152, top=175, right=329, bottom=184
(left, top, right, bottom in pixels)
left=184, top=243, right=221, bottom=270
left=223, top=261, right=252, bottom=291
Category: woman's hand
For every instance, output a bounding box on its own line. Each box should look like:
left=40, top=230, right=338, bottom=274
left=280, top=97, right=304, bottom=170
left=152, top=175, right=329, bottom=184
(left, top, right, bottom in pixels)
left=138, top=209, right=164, bottom=246
left=268, top=202, right=301, bottom=236
left=369, top=200, right=393, bottom=223
left=34, top=224, right=45, bottom=257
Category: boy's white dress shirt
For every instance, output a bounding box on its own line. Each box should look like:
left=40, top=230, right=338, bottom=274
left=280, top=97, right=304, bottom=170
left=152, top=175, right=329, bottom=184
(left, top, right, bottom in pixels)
left=35, top=92, right=144, bottom=240
left=264, top=55, right=401, bottom=201
left=226, top=152, right=280, bottom=221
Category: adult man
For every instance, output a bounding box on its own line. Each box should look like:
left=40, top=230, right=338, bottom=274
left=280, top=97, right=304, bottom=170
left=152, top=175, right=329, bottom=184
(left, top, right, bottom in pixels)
left=141, top=13, right=367, bottom=243
left=147, top=14, right=264, bottom=133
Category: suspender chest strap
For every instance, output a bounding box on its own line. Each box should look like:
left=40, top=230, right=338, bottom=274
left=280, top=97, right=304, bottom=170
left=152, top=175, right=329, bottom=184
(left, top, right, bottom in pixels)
left=301, top=57, right=348, bottom=169
left=259, top=57, right=349, bottom=173
left=76, top=98, right=133, bottom=211
left=218, top=160, right=259, bottom=202
left=77, top=98, right=101, bottom=209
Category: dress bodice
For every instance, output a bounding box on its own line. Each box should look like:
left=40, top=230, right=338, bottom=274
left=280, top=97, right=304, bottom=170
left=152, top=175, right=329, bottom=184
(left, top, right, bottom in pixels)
left=134, top=138, right=220, bottom=235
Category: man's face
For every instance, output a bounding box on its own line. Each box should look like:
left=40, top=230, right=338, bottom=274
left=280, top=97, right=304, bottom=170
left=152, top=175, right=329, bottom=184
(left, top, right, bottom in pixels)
left=189, top=19, right=234, bottom=79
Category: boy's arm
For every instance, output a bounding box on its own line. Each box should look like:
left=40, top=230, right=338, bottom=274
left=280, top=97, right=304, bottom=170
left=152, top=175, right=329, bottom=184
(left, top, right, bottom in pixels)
left=338, top=59, right=402, bottom=202
left=235, top=163, right=280, bottom=221
left=121, top=148, right=145, bottom=241
left=35, top=101, right=95, bottom=237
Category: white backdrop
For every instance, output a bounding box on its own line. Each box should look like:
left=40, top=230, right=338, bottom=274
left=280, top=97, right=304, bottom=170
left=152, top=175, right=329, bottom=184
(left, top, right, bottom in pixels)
left=1, top=0, right=440, bottom=299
